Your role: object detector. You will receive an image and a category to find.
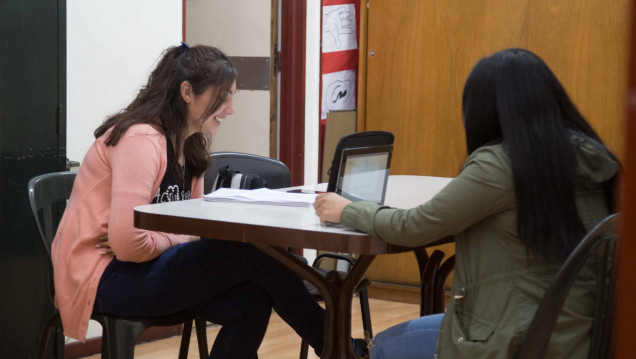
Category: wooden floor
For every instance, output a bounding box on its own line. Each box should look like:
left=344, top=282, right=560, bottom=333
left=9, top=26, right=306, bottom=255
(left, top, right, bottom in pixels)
left=83, top=298, right=419, bottom=359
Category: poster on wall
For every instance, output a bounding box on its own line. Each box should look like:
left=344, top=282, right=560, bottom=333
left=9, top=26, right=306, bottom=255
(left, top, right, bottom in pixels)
left=321, top=70, right=357, bottom=119
left=323, top=4, right=358, bottom=53
left=320, top=0, right=360, bottom=120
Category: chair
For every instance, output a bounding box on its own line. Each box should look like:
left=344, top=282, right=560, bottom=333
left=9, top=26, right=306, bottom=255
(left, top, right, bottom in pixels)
left=414, top=247, right=456, bottom=316
left=516, top=213, right=620, bottom=359
left=203, top=152, right=373, bottom=359
left=28, top=172, right=208, bottom=359
left=325, top=131, right=394, bottom=193
left=204, top=151, right=291, bottom=194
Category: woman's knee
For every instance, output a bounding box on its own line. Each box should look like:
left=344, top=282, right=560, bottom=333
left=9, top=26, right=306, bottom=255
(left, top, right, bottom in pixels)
left=193, top=282, right=273, bottom=328
left=226, top=284, right=273, bottom=325
left=246, top=285, right=273, bottom=318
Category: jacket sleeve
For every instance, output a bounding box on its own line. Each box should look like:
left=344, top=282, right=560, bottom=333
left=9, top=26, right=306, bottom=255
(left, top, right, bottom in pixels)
left=107, top=133, right=186, bottom=262
left=340, top=146, right=516, bottom=247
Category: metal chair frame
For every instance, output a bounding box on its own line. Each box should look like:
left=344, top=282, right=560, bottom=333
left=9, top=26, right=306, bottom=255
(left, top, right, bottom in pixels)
left=516, top=214, right=620, bottom=359
left=414, top=246, right=456, bottom=316
left=29, top=172, right=208, bottom=359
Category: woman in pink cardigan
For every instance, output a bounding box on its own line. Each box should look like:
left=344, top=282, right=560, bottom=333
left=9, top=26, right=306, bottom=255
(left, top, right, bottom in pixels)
left=51, top=43, right=325, bottom=358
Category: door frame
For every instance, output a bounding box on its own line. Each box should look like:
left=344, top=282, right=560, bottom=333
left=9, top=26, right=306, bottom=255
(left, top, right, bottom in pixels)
left=279, top=0, right=307, bottom=186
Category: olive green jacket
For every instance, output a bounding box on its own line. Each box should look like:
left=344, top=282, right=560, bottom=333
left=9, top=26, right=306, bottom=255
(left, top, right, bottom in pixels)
left=340, top=140, right=617, bottom=359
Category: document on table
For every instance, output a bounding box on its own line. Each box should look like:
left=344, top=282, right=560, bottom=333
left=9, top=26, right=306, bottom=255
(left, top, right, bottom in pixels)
left=203, top=188, right=317, bottom=207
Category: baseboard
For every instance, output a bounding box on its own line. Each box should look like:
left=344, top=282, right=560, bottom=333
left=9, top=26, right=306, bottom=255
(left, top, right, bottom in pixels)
left=367, top=281, right=421, bottom=304
left=64, top=325, right=182, bottom=358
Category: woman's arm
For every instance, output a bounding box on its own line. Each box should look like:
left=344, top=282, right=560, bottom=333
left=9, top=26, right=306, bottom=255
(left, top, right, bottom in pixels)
left=106, top=132, right=188, bottom=262
left=319, top=146, right=516, bottom=247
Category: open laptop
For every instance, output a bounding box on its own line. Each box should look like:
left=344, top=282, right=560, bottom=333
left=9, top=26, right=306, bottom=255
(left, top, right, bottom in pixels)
left=334, top=145, right=393, bottom=204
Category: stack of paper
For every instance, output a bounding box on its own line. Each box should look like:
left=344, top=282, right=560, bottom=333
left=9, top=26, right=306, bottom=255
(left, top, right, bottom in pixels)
left=203, top=188, right=317, bottom=207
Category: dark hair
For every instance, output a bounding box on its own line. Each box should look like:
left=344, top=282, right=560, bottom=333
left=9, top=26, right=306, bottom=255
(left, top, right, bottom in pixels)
left=462, top=48, right=618, bottom=262
left=94, top=44, right=237, bottom=179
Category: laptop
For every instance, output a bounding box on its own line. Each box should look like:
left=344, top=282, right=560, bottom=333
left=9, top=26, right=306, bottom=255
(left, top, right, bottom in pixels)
left=334, top=144, right=393, bottom=204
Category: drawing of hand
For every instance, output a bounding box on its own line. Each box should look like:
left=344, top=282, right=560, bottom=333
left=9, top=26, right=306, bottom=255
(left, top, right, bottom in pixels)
left=324, top=7, right=353, bottom=48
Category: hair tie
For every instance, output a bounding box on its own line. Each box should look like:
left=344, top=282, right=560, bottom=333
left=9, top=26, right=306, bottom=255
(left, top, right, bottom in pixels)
left=178, top=41, right=190, bottom=55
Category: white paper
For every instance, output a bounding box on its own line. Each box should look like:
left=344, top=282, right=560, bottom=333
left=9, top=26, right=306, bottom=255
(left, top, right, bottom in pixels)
left=321, top=70, right=357, bottom=119
left=203, top=188, right=317, bottom=207
left=322, top=4, right=357, bottom=53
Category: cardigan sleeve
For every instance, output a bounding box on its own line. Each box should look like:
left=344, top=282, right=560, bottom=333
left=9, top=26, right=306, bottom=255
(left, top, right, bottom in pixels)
left=191, top=175, right=204, bottom=199
left=107, top=132, right=184, bottom=262
left=340, top=145, right=516, bottom=247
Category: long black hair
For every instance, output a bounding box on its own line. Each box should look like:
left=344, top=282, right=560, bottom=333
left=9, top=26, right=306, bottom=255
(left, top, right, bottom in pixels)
left=94, top=44, right=237, bottom=179
left=462, top=48, right=618, bottom=262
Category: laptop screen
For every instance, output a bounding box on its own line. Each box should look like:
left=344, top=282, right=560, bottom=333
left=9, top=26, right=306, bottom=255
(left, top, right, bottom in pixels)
left=335, top=145, right=393, bottom=204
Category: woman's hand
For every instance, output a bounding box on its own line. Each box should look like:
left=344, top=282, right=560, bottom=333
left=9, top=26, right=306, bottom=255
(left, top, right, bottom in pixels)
left=313, top=192, right=352, bottom=224
left=96, top=234, right=114, bottom=256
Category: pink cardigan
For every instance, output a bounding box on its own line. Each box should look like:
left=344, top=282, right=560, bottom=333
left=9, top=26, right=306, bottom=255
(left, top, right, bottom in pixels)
left=51, top=124, right=204, bottom=341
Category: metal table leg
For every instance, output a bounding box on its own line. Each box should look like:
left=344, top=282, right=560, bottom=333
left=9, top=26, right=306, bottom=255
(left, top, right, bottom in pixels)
left=253, top=244, right=376, bottom=359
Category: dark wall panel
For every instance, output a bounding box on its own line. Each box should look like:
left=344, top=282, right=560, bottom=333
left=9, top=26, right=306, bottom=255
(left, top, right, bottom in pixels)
left=0, top=0, right=66, bottom=357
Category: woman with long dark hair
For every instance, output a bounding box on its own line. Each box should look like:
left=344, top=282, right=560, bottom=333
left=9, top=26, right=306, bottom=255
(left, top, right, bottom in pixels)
left=315, top=48, right=619, bottom=358
left=52, top=43, right=326, bottom=358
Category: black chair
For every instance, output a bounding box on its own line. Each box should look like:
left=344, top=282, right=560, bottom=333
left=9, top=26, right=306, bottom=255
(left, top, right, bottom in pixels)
left=414, top=247, right=456, bottom=316
left=28, top=172, right=209, bottom=359
left=203, top=152, right=373, bottom=359
left=325, top=131, right=394, bottom=193
left=205, top=151, right=292, bottom=193
left=516, top=213, right=620, bottom=359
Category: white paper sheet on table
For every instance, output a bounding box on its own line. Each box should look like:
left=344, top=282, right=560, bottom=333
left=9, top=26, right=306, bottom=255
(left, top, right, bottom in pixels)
left=203, top=188, right=317, bottom=207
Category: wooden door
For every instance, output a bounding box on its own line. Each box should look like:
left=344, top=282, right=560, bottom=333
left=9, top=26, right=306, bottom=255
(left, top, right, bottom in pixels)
left=360, top=0, right=630, bottom=297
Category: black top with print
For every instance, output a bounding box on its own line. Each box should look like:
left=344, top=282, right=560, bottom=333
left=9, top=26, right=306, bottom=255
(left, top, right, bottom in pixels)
left=152, top=136, right=192, bottom=203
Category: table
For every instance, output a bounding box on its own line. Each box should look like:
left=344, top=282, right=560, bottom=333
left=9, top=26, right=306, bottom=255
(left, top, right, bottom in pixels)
left=134, top=175, right=452, bottom=358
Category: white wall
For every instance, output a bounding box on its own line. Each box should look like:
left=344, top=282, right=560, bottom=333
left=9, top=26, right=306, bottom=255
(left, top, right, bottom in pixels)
left=302, top=0, right=322, bottom=264
left=186, top=0, right=271, bottom=156
left=67, top=0, right=182, bottom=163
left=66, top=0, right=182, bottom=340
left=304, top=1, right=321, bottom=187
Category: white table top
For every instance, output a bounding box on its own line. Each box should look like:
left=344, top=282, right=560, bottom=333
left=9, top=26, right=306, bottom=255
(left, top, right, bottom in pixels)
left=134, top=175, right=452, bottom=254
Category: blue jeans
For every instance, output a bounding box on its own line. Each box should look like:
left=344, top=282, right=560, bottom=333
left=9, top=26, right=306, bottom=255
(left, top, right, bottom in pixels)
left=95, top=238, right=325, bottom=359
left=370, top=313, right=444, bottom=359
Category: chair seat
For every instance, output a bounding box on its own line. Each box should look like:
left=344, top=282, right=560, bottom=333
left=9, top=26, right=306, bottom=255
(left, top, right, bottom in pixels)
left=90, top=311, right=209, bottom=359
left=91, top=310, right=194, bottom=328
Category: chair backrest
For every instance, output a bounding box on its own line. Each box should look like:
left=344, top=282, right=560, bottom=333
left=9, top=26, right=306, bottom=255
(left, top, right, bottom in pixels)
left=516, top=213, right=620, bottom=359
left=28, top=172, right=77, bottom=254
left=204, top=152, right=291, bottom=193
left=326, top=131, right=394, bottom=192
left=28, top=172, right=76, bottom=303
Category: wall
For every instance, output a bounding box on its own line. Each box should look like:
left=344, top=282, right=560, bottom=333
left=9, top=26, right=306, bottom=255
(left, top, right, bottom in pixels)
left=305, top=0, right=321, bottom=186
left=66, top=0, right=182, bottom=340
left=186, top=0, right=272, bottom=157
left=66, top=0, right=182, bottom=163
